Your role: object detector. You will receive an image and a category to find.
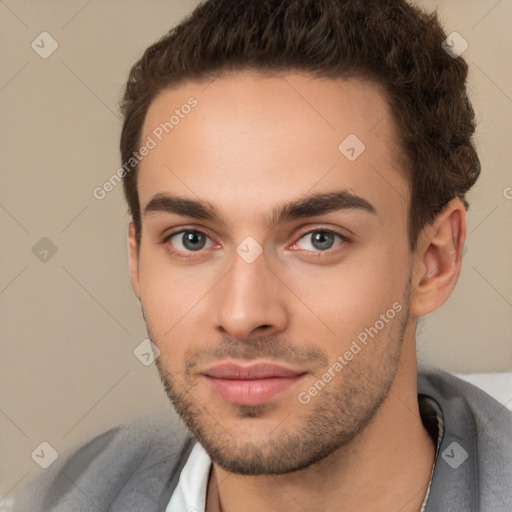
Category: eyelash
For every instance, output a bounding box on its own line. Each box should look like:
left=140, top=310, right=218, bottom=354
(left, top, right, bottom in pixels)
left=161, top=227, right=349, bottom=260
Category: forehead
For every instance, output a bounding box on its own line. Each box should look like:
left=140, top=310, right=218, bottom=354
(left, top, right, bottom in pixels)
left=138, top=71, right=409, bottom=229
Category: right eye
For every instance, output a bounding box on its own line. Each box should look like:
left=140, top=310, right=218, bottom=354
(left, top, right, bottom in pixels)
left=164, top=230, right=215, bottom=255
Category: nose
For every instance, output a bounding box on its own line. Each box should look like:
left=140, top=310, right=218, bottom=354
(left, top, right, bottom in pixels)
left=214, top=248, right=289, bottom=341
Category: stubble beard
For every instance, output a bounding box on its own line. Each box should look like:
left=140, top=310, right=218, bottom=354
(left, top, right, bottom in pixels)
left=147, top=282, right=411, bottom=476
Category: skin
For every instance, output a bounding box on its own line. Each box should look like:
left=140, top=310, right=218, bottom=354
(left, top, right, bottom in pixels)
left=128, top=70, right=466, bottom=512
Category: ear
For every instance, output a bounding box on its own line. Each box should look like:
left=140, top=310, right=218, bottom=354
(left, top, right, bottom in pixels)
left=409, top=198, right=466, bottom=318
left=127, top=222, right=141, bottom=301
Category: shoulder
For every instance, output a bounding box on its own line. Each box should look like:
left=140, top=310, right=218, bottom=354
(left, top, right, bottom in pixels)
left=418, top=365, right=512, bottom=439
left=14, top=412, right=195, bottom=512
left=418, top=365, right=512, bottom=511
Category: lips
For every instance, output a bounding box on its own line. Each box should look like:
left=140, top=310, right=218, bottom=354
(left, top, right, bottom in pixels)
left=201, top=361, right=307, bottom=406
left=203, top=362, right=304, bottom=379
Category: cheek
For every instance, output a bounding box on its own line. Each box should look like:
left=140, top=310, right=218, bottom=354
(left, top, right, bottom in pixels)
left=138, top=261, right=199, bottom=374
left=289, top=244, right=409, bottom=347
left=137, top=247, right=195, bottom=336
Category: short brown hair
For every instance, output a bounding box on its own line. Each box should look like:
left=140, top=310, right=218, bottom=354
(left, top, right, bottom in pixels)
left=120, top=0, right=480, bottom=250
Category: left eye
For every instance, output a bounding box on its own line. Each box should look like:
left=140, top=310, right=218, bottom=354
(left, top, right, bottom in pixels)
left=295, top=230, right=345, bottom=251
left=167, top=230, right=214, bottom=252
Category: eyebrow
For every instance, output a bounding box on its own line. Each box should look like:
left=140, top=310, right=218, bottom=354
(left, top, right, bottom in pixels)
left=143, top=189, right=377, bottom=227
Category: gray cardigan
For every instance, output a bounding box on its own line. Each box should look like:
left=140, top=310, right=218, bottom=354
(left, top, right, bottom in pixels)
left=14, top=367, right=512, bottom=511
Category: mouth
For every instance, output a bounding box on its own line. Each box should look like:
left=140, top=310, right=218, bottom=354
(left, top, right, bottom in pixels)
left=200, top=360, right=308, bottom=406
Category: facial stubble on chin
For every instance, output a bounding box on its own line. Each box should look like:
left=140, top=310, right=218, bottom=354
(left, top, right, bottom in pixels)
left=145, top=280, right=411, bottom=475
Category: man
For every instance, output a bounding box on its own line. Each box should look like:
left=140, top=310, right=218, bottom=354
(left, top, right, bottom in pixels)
left=16, top=0, right=511, bottom=511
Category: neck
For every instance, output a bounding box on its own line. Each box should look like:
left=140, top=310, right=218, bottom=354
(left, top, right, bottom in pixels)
left=206, top=329, right=435, bottom=512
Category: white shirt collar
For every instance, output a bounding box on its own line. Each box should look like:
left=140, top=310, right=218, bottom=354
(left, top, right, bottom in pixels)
left=165, top=442, right=212, bottom=512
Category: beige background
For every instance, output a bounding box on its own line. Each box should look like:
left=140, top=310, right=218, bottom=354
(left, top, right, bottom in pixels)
left=1, top=0, right=511, bottom=503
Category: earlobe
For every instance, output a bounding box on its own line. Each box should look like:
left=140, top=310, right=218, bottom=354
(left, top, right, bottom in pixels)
left=127, top=222, right=141, bottom=301
left=410, top=198, right=466, bottom=318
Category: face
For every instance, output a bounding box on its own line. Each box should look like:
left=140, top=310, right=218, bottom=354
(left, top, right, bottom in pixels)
left=130, top=71, right=414, bottom=475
